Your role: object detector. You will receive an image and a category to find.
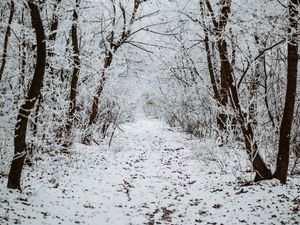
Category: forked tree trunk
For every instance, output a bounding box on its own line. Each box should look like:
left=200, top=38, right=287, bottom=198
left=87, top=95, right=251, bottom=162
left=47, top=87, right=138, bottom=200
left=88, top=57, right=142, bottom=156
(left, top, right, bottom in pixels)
left=7, top=1, right=46, bottom=190
left=219, top=40, right=272, bottom=181
left=0, top=0, right=15, bottom=81
left=202, top=0, right=272, bottom=180
left=200, top=0, right=230, bottom=132
left=202, top=23, right=226, bottom=132
left=273, top=0, right=299, bottom=184
left=82, top=0, right=141, bottom=145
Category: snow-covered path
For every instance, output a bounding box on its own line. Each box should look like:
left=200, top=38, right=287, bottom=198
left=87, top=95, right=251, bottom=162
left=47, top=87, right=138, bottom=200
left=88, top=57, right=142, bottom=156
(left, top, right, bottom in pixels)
left=0, top=118, right=299, bottom=224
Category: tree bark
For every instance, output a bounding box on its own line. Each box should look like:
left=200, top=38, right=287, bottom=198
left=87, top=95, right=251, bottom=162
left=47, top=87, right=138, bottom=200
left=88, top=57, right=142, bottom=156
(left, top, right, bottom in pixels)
left=217, top=39, right=230, bottom=131
left=7, top=0, right=46, bottom=190
left=49, top=0, right=61, bottom=44
left=273, top=0, right=299, bottom=184
left=82, top=51, right=112, bottom=145
left=0, top=0, right=15, bottom=81
left=219, top=39, right=272, bottom=181
left=88, top=51, right=112, bottom=126
left=204, top=33, right=219, bottom=102
left=65, top=0, right=81, bottom=148
left=31, top=0, right=61, bottom=137
left=201, top=0, right=230, bottom=132
left=201, top=0, right=272, bottom=180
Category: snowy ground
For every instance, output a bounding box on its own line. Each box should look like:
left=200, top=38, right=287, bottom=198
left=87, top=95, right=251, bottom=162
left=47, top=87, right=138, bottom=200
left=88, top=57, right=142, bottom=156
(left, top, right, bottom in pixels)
left=0, top=118, right=299, bottom=224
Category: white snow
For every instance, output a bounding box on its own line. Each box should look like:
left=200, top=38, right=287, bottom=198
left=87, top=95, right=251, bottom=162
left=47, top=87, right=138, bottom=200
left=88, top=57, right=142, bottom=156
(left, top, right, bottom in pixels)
left=0, top=118, right=299, bottom=224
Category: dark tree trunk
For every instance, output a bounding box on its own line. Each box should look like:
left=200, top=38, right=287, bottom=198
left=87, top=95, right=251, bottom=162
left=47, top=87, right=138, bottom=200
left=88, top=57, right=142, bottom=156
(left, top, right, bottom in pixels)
left=217, top=39, right=230, bottom=132
left=47, top=0, right=61, bottom=70
left=32, top=95, right=42, bottom=137
left=216, top=1, right=231, bottom=133
left=45, top=0, right=60, bottom=73
left=7, top=0, right=46, bottom=190
left=0, top=0, right=15, bottom=81
left=48, top=0, right=61, bottom=44
left=219, top=39, right=272, bottom=181
left=32, top=0, right=61, bottom=138
left=88, top=77, right=105, bottom=126
left=82, top=52, right=112, bottom=145
left=64, top=0, right=81, bottom=148
left=89, top=51, right=112, bottom=125
left=204, top=34, right=219, bottom=101
left=18, top=9, right=26, bottom=91
left=202, top=26, right=226, bottom=132
left=273, top=0, right=299, bottom=184
left=201, top=0, right=230, bottom=132
left=201, top=0, right=272, bottom=180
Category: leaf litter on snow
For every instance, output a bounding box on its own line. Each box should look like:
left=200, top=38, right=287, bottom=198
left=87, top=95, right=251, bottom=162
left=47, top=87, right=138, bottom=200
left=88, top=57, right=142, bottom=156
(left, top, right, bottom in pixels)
left=0, top=118, right=299, bottom=224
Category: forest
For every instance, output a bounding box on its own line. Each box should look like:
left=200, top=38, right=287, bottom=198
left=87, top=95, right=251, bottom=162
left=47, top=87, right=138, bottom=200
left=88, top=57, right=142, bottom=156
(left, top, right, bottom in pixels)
left=0, top=0, right=299, bottom=224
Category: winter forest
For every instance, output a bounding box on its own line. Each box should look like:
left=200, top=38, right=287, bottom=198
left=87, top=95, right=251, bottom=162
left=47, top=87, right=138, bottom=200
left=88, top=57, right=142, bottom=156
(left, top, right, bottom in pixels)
left=0, top=0, right=299, bottom=224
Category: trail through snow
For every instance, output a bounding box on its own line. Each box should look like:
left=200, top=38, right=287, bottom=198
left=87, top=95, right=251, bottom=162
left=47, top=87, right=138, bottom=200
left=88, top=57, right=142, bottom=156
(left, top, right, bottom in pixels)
left=0, top=118, right=299, bottom=224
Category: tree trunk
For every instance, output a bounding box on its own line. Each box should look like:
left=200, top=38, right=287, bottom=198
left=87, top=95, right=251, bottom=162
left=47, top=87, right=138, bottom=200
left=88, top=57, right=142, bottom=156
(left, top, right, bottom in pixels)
left=47, top=0, right=61, bottom=69
left=18, top=9, right=26, bottom=92
left=7, top=0, right=46, bottom=190
left=204, top=34, right=219, bottom=101
left=203, top=28, right=227, bottom=132
left=217, top=39, right=230, bottom=132
left=201, top=0, right=272, bottom=180
left=219, top=39, right=272, bottom=181
left=31, top=0, right=62, bottom=142
left=89, top=51, right=113, bottom=125
left=0, top=0, right=15, bottom=81
left=48, top=0, right=61, bottom=44
left=64, top=0, right=81, bottom=148
left=201, top=0, right=230, bottom=132
left=82, top=51, right=112, bottom=145
left=273, top=0, right=299, bottom=184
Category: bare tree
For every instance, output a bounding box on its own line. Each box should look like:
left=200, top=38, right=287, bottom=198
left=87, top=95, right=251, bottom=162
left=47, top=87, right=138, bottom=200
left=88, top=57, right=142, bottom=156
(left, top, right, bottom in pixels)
left=7, top=0, right=46, bottom=190
left=201, top=0, right=273, bottom=181
left=64, top=0, right=81, bottom=148
left=0, top=0, right=15, bottom=81
left=82, top=0, right=143, bottom=144
left=273, top=0, right=299, bottom=184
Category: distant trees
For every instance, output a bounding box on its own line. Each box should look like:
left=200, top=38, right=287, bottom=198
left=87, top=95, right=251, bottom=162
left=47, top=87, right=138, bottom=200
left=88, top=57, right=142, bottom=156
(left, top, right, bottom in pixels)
left=82, top=0, right=151, bottom=144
